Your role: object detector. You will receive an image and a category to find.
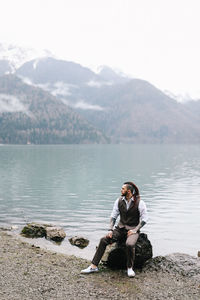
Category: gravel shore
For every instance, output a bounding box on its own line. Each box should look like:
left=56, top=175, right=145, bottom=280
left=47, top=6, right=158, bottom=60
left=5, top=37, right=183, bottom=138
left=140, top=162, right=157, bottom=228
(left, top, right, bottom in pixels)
left=0, top=229, right=200, bottom=300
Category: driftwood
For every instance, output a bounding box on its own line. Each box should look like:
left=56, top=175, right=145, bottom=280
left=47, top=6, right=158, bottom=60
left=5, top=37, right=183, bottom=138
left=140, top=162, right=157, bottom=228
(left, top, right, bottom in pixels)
left=101, top=233, right=153, bottom=269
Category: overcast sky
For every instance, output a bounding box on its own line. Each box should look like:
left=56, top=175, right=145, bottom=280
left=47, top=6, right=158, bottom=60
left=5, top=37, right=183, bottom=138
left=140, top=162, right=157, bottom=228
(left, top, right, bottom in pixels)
left=1, top=0, right=200, bottom=99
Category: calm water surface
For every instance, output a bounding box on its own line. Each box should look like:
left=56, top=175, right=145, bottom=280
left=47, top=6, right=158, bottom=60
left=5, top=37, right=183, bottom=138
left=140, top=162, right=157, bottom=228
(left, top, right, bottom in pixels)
left=0, top=144, right=199, bottom=259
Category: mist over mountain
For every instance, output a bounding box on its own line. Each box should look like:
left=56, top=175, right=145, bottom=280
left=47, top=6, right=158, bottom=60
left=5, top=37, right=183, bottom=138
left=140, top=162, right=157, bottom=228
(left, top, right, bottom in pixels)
left=14, top=56, right=200, bottom=143
left=78, top=80, right=200, bottom=143
left=184, top=99, right=200, bottom=121
left=0, top=45, right=199, bottom=144
left=15, top=57, right=128, bottom=111
left=0, top=75, right=108, bottom=144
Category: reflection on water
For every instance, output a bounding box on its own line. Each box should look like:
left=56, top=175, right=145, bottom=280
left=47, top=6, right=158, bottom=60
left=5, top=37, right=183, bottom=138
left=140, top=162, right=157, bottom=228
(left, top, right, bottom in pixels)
left=0, top=144, right=200, bottom=259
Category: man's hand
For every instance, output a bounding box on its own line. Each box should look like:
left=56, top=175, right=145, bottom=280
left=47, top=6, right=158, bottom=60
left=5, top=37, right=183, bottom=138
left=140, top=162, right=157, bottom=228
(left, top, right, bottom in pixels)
left=127, top=229, right=137, bottom=236
left=106, top=230, right=113, bottom=238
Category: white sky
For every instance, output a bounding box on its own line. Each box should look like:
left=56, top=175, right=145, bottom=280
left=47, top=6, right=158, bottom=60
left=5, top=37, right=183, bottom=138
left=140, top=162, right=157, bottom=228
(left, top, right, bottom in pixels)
left=1, top=0, right=200, bottom=98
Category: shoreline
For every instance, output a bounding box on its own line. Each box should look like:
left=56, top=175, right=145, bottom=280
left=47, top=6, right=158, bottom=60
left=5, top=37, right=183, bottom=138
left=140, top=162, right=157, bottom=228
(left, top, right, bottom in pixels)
left=4, top=224, right=199, bottom=259
left=0, top=229, right=200, bottom=300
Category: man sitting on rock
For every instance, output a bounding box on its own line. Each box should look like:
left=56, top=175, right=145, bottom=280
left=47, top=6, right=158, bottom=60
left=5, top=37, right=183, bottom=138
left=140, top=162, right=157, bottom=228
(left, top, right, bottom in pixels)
left=81, top=181, right=148, bottom=277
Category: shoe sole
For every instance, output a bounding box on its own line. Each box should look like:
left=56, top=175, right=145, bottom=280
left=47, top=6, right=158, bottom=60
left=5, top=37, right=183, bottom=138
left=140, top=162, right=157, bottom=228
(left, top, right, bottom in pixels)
left=81, top=270, right=99, bottom=274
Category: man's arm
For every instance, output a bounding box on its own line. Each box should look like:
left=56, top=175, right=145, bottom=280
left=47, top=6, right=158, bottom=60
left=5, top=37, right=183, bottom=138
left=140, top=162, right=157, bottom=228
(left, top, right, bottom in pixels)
left=109, top=198, right=120, bottom=227
left=109, top=217, right=116, bottom=231
left=129, top=220, right=146, bottom=235
left=106, top=199, right=119, bottom=237
left=106, top=217, right=116, bottom=238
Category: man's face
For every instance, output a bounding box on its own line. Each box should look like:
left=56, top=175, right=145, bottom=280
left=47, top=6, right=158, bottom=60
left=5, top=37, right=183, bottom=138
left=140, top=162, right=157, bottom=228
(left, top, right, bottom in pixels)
left=121, top=185, right=128, bottom=196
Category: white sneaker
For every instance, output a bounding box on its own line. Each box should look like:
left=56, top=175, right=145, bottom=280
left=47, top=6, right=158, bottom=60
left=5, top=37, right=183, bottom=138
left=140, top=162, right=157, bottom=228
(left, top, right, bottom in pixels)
left=81, top=266, right=99, bottom=274
left=127, top=268, right=135, bottom=277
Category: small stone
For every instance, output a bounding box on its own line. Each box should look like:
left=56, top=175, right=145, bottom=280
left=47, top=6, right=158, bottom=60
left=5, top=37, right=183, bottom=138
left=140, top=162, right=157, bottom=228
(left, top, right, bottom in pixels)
left=68, top=236, right=89, bottom=248
left=46, top=226, right=66, bottom=242
left=11, top=225, right=18, bottom=230
left=0, top=226, right=11, bottom=231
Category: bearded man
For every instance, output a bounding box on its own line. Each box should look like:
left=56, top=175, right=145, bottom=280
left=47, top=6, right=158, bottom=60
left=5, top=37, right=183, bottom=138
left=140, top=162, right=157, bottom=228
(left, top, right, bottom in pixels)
left=81, top=181, right=148, bottom=277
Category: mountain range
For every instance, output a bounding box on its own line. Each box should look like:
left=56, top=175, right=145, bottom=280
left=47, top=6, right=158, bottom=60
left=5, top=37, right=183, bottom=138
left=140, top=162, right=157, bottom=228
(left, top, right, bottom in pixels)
left=0, top=43, right=199, bottom=144
left=0, top=75, right=108, bottom=144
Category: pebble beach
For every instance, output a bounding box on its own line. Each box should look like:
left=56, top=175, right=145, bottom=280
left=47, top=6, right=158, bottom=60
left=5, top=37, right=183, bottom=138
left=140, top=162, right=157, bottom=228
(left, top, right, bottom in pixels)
left=0, top=229, right=200, bottom=300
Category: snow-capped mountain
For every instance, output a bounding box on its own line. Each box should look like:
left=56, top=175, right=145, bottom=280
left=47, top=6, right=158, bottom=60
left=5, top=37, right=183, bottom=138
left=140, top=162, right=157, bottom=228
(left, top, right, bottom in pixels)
left=0, top=42, right=54, bottom=72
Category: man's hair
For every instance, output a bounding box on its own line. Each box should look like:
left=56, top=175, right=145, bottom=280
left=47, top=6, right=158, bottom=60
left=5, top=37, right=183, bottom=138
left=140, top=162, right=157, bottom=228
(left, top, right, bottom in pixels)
left=124, top=183, right=134, bottom=194
left=124, top=181, right=140, bottom=196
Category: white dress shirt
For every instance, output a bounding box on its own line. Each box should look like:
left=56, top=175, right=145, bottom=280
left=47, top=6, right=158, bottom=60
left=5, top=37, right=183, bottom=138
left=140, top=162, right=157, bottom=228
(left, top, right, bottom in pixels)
left=110, top=196, right=148, bottom=224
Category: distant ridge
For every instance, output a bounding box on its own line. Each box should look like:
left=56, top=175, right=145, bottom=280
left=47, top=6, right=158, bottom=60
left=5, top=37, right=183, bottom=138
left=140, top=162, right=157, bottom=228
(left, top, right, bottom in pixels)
left=0, top=47, right=199, bottom=143
left=77, top=79, right=200, bottom=143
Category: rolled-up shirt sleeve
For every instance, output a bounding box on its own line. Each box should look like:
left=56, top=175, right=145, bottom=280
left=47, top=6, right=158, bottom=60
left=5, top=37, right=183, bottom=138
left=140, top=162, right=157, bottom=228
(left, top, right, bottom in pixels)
left=139, top=200, right=148, bottom=223
left=110, top=198, right=120, bottom=220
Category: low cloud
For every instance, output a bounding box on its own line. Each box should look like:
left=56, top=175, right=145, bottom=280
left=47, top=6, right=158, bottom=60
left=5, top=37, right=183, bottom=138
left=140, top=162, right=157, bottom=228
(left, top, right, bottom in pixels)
left=0, top=94, right=32, bottom=116
left=19, top=76, right=51, bottom=92
left=36, top=83, right=51, bottom=92
left=87, top=80, right=113, bottom=88
left=61, top=97, right=104, bottom=111
left=74, top=100, right=104, bottom=111
left=51, top=81, right=76, bottom=97
left=19, top=76, right=33, bottom=86
left=61, top=98, right=70, bottom=106
left=19, top=77, right=76, bottom=98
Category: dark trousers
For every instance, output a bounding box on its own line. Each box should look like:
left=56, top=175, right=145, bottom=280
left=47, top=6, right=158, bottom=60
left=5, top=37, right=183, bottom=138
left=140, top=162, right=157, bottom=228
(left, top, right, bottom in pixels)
left=91, top=227, right=139, bottom=268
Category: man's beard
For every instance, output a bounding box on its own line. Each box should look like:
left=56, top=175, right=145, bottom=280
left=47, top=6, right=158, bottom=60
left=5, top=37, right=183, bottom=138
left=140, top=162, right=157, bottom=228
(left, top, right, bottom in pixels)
left=122, top=191, right=128, bottom=197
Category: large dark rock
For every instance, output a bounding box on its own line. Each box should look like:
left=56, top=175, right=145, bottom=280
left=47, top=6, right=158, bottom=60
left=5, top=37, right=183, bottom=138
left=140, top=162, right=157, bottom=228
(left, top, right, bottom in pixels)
left=21, top=223, right=47, bottom=238
left=101, top=233, right=153, bottom=269
left=143, top=253, right=200, bottom=277
left=21, top=223, right=66, bottom=242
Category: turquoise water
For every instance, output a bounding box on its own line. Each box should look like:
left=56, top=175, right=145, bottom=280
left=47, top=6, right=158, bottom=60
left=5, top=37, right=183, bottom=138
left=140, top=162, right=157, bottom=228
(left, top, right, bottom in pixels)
left=0, top=144, right=199, bottom=259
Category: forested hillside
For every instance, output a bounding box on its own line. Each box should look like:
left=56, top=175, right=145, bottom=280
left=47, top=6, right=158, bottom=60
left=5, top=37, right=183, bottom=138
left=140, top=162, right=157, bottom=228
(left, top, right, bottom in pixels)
left=0, top=75, right=108, bottom=144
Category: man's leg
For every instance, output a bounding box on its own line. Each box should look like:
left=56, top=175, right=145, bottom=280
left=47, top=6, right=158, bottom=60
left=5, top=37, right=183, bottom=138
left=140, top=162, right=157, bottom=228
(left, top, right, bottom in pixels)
left=92, top=227, right=124, bottom=266
left=125, top=232, right=139, bottom=269
left=81, top=227, right=125, bottom=273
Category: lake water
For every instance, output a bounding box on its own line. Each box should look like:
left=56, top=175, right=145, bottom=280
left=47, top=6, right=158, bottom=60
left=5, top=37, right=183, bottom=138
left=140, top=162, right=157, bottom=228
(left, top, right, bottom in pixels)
left=0, top=144, right=199, bottom=259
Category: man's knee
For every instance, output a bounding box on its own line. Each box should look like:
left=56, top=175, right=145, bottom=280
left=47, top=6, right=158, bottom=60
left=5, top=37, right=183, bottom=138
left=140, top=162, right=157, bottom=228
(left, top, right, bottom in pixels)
left=100, top=236, right=110, bottom=245
left=125, top=240, right=136, bottom=249
left=126, top=233, right=139, bottom=248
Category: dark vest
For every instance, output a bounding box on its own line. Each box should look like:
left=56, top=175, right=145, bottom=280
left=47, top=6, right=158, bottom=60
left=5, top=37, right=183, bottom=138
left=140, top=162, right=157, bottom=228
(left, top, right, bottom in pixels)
left=118, top=196, right=140, bottom=229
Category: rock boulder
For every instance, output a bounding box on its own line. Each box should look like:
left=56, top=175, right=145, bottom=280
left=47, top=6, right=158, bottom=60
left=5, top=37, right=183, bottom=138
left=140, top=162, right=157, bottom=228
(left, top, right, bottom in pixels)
left=21, top=223, right=66, bottom=242
left=69, top=236, right=89, bottom=248
left=101, top=233, right=153, bottom=269
left=21, top=223, right=47, bottom=238
left=143, top=253, right=200, bottom=277
left=45, top=226, right=66, bottom=242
